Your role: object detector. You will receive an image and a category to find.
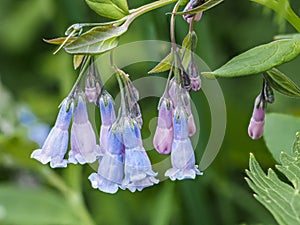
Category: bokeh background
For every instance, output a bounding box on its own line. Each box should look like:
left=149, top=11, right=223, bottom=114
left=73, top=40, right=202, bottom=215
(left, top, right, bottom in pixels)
left=1, top=0, right=300, bottom=224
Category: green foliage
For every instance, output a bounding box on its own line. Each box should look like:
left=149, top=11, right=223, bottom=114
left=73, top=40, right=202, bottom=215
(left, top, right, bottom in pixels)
left=202, top=39, right=300, bottom=78
left=65, top=25, right=127, bottom=54
left=264, top=68, right=300, bottom=97
left=264, top=113, right=300, bottom=162
left=0, top=184, right=77, bottom=225
left=148, top=50, right=174, bottom=74
left=85, top=0, right=129, bottom=20
left=246, top=131, right=300, bottom=225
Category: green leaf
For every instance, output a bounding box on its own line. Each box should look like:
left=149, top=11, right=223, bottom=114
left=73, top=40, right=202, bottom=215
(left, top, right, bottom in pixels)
left=148, top=51, right=173, bottom=74
left=176, top=0, right=224, bottom=15
left=246, top=138, right=300, bottom=225
left=181, top=31, right=197, bottom=69
left=264, top=68, right=300, bottom=97
left=264, top=113, right=300, bottom=162
left=64, top=25, right=127, bottom=54
left=274, top=33, right=300, bottom=40
left=43, top=37, right=77, bottom=45
left=0, top=184, right=77, bottom=225
left=85, top=0, right=129, bottom=20
left=203, top=39, right=300, bottom=78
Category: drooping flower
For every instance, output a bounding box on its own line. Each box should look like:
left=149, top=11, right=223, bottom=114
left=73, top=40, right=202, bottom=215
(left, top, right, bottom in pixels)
left=165, top=106, right=202, bottom=180
left=68, top=93, right=100, bottom=164
left=153, top=97, right=174, bottom=154
left=99, top=91, right=116, bottom=154
left=31, top=98, right=73, bottom=168
left=183, top=0, right=204, bottom=24
left=89, top=126, right=124, bottom=194
left=122, top=118, right=159, bottom=192
left=248, top=94, right=265, bottom=140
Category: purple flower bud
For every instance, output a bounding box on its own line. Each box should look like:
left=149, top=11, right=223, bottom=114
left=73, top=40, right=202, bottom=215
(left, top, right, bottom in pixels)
left=183, top=0, right=203, bottom=24
left=85, top=72, right=101, bottom=104
left=88, top=128, right=124, bottom=194
left=31, top=98, right=73, bottom=168
left=68, top=95, right=100, bottom=164
left=153, top=97, right=174, bottom=154
left=99, top=92, right=116, bottom=153
left=187, top=62, right=201, bottom=91
left=122, top=119, right=158, bottom=192
left=168, top=78, right=178, bottom=108
left=248, top=95, right=265, bottom=140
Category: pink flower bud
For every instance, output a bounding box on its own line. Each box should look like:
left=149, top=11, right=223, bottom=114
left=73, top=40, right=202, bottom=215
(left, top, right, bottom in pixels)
left=248, top=95, right=265, bottom=140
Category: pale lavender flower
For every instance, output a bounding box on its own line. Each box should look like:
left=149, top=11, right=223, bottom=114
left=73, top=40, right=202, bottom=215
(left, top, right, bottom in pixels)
left=85, top=65, right=102, bottom=104
left=89, top=128, right=124, bottom=194
left=99, top=91, right=116, bottom=154
left=248, top=94, right=265, bottom=140
left=122, top=118, right=158, bottom=192
left=153, top=97, right=174, bottom=154
left=68, top=94, right=100, bottom=164
left=31, top=98, right=73, bottom=168
left=183, top=0, right=203, bottom=24
left=165, top=107, right=202, bottom=180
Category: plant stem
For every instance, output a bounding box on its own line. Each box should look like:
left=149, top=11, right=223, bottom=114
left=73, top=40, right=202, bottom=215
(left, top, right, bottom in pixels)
left=68, top=55, right=92, bottom=98
left=127, top=0, right=178, bottom=25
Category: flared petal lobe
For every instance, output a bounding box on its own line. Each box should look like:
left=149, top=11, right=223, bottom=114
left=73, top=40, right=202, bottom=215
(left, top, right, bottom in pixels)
left=89, top=128, right=124, bottom=194
left=165, top=107, right=202, bottom=180
left=123, top=119, right=158, bottom=192
left=31, top=98, right=73, bottom=168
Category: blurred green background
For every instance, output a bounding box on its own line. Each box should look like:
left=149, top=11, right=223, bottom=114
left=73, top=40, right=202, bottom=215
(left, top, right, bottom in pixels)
left=1, top=0, right=300, bottom=224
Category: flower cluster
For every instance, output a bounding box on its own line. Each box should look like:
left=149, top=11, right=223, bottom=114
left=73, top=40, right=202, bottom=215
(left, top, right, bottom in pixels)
left=31, top=0, right=207, bottom=193
left=248, top=79, right=274, bottom=140
left=89, top=69, right=158, bottom=193
left=31, top=60, right=159, bottom=194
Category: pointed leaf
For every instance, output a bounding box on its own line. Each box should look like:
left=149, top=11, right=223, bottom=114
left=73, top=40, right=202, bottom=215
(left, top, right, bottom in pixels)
left=203, top=39, right=300, bottom=78
left=148, top=51, right=173, bottom=74
left=246, top=149, right=300, bottom=225
left=73, top=55, right=85, bottom=70
left=64, top=25, right=127, bottom=54
left=43, top=37, right=77, bottom=45
left=264, top=68, right=300, bottom=97
left=85, top=0, right=129, bottom=20
left=181, top=31, right=197, bottom=68
left=274, top=33, right=300, bottom=40
left=176, top=0, right=224, bottom=15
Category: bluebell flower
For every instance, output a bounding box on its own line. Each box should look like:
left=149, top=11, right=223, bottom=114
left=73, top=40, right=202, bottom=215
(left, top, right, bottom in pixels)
left=31, top=98, right=73, bottom=168
left=165, top=106, right=202, bottom=180
left=88, top=127, right=124, bottom=194
left=153, top=97, right=174, bottom=154
left=68, top=94, right=101, bottom=164
left=99, top=91, right=116, bottom=154
left=122, top=118, right=159, bottom=192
